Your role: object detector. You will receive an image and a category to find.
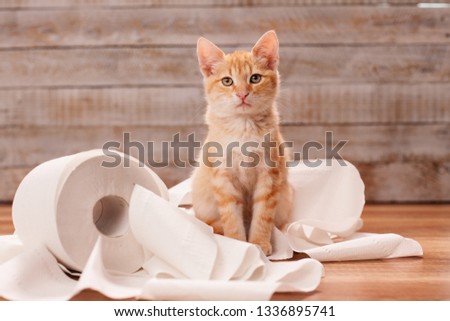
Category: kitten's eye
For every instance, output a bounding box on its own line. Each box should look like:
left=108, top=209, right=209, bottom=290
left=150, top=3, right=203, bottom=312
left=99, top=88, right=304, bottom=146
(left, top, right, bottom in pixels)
left=249, top=74, right=262, bottom=84
left=221, top=77, right=233, bottom=86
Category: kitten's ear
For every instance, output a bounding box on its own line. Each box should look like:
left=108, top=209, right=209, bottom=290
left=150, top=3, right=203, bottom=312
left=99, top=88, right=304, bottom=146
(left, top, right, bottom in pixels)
left=251, top=30, right=279, bottom=70
left=197, top=37, right=225, bottom=77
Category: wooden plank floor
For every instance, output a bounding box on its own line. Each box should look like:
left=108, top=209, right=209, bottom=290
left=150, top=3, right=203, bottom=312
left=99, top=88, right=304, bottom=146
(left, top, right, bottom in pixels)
left=1, top=204, right=449, bottom=300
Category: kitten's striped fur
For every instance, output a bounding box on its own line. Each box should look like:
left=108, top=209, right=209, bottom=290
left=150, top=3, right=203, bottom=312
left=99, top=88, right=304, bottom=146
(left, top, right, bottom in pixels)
left=192, top=31, right=293, bottom=255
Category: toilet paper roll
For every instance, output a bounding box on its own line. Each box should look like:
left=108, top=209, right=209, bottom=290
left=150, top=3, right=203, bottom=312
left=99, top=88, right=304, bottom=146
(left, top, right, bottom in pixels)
left=12, top=149, right=168, bottom=273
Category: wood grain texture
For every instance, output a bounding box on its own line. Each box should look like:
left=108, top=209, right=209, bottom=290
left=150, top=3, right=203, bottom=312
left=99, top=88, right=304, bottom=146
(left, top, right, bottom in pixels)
left=1, top=124, right=449, bottom=201
left=0, top=0, right=448, bottom=205
left=0, top=87, right=206, bottom=127
left=1, top=124, right=449, bottom=168
left=1, top=7, right=449, bottom=48
left=1, top=204, right=449, bottom=300
left=358, top=161, right=450, bottom=202
left=0, top=125, right=206, bottom=168
left=2, top=84, right=449, bottom=127
left=1, top=45, right=449, bottom=87
left=0, top=1, right=447, bottom=9
left=282, top=124, right=450, bottom=164
left=278, top=83, right=450, bottom=125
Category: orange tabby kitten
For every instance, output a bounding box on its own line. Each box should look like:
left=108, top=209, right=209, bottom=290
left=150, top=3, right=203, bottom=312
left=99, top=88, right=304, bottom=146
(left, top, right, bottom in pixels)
left=192, top=31, right=293, bottom=255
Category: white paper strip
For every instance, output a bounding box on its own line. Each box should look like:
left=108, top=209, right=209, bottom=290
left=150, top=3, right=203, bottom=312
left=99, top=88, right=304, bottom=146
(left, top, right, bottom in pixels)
left=304, top=233, right=424, bottom=261
left=129, top=185, right=218, bottom=280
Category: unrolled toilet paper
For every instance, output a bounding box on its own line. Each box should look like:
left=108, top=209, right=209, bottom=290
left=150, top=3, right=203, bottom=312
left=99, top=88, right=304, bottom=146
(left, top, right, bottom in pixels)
left=169, top=159, right=423, bottom=262
left=0, top=150, right=423, bottom=300
left=0, top=150, right=325, bottom=300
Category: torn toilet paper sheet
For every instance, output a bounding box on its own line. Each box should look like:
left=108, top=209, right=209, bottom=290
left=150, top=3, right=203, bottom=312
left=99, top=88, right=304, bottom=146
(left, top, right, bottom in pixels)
left=303, top=232, right=423, bottom=261
left=0, top=150, right=323, bottom=300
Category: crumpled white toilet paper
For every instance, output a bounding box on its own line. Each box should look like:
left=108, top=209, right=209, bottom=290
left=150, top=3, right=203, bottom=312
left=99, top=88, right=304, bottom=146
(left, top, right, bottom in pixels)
left=0, top=150, right=423, bottom=301
left=169, top=160, right=423, bottom=262
left=0, top=150, right=323, bottom=301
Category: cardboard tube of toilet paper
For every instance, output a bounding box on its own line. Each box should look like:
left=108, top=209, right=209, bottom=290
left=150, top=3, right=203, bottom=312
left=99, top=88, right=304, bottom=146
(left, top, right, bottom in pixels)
left=12, top=149, right=168, bottom=273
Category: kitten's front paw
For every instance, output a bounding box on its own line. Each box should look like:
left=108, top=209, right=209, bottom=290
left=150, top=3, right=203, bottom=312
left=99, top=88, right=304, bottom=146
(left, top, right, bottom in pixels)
left=254, top=240, right=272, bottom=256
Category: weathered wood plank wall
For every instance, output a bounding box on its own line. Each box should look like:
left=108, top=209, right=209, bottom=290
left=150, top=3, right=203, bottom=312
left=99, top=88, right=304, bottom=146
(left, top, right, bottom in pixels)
left=0, top=0, right=449, bottom=202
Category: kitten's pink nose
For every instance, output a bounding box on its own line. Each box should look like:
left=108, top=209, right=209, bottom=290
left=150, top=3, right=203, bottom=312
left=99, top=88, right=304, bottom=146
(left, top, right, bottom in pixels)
left=236, top=91, right=249, bottom=101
